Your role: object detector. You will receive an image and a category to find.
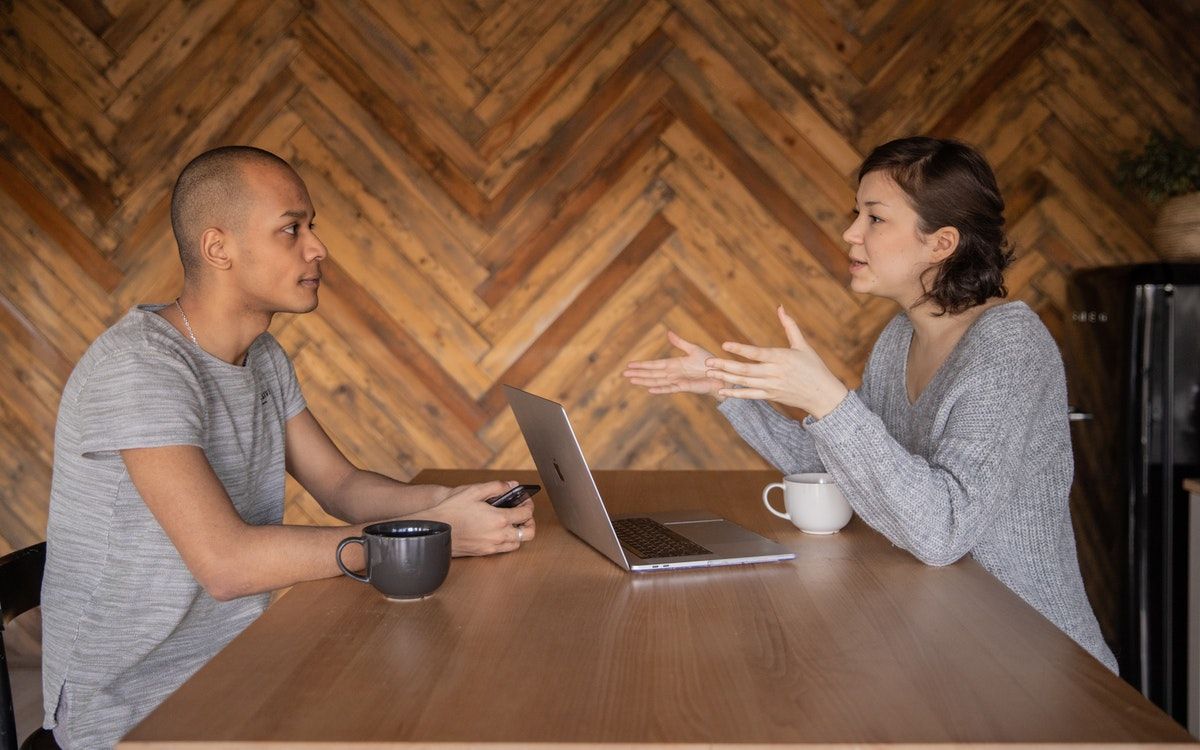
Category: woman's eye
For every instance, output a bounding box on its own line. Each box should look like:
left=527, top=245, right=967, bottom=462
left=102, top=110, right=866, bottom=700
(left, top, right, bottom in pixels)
left=868, top=215, right=883, bottom=224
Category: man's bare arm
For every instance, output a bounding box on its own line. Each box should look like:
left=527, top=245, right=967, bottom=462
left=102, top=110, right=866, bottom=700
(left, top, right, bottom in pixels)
left=280, top=410, right=536, bottom=555
left=282, top=409, right=450, bottom=523
left=122, top=444, right=376, bottom=601
left=122, top=445, right=532, bottom=601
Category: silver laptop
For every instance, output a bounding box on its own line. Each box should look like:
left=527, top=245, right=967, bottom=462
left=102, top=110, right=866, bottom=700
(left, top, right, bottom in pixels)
left=504, top=385, right=795, bottom=571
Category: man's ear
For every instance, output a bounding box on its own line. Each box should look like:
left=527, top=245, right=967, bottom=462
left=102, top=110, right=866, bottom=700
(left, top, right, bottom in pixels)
left=199, top=227, right=233, bottom=271
left=929, top=226, right=960, bottom=262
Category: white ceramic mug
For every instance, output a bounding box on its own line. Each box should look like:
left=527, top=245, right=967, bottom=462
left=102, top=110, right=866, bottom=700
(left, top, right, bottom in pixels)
left=762, top=473, right=852, bottom=534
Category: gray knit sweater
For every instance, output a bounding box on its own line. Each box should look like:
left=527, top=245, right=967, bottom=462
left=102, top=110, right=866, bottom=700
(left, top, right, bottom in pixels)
left=719, top=301, right=1117, bottom=671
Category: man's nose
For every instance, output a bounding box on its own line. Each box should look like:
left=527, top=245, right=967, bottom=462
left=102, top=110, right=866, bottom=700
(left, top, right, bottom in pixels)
left=306, top=234, right=328, bottom=262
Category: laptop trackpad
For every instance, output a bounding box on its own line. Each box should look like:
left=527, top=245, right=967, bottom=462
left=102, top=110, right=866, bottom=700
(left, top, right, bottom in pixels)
left=672, top=519, right=764, bottom=546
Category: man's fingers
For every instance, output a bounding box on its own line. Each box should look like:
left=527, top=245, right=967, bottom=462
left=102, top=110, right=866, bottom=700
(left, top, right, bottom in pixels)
left=500, top=501, right=535, bottom=526
left=514, top=517, right=536, bottom=542
left=461, top=480, right=514, bottom=503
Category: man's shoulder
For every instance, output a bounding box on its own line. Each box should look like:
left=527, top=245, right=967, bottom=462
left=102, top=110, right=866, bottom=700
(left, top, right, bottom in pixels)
left=246, top=331, right=294, bottom=377
left=89, top=304, right=183, bottom=350
left=68, top=307, right=197, bottom=388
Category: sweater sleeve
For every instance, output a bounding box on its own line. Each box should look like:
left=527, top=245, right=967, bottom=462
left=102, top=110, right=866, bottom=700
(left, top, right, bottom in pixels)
left=804, top=357, right=1055, bottom=566
left=717, top=398, right=823, bottom=474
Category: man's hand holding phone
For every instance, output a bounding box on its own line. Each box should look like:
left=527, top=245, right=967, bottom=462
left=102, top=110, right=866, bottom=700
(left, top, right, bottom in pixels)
left=487, top=483, right=541, bottom=508
left=424, top=481, right=536, bottom=556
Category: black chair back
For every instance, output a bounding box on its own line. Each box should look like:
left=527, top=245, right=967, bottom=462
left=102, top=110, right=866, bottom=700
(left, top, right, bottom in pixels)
left=0, top=543, right=48, bottom=750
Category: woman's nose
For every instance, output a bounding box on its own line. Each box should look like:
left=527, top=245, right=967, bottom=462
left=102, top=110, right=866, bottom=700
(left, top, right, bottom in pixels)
left=842, top=218, right=863, bottom=245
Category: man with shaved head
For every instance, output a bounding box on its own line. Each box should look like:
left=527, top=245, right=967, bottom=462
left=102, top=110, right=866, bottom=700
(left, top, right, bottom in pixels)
left=40, top=146, right=535, bottom=749
left=168, top=146, right=294, bottom=275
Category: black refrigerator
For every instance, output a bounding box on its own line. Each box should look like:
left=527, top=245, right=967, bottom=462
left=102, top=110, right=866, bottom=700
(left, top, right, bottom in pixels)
left=1064, top=262, right=1200, bottom=725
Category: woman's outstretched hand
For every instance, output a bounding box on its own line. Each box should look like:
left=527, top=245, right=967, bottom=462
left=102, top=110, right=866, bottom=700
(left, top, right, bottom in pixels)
left=623, top=331, right=726, bottom=399
left=704, top=306, right=849, bottom=418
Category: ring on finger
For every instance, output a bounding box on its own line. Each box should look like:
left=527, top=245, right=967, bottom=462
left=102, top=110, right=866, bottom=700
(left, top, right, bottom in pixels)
left=516, top=526, right=524, bottom=544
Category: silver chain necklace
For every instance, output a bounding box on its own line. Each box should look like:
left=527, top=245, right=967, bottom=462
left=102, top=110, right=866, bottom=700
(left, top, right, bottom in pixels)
left=175, top=298, right=199, bottom=347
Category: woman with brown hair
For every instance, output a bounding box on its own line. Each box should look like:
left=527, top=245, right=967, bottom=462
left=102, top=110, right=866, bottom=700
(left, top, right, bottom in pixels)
left=624, top=136, right=1117, bottom=671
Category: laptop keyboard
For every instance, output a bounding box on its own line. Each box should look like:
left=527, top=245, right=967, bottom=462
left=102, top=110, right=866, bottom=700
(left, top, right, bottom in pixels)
left=612, top=517, right=712, bottom=560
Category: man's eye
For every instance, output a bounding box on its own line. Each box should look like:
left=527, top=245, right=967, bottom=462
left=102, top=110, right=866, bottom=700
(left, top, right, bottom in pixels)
left=283, top=224, right=297, bottom=235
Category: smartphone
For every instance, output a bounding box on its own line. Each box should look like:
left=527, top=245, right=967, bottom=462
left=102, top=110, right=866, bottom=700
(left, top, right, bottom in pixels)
left=487, top=483, right=541, bottom=508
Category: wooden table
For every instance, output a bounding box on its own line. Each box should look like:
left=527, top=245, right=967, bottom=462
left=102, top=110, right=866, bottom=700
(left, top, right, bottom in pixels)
left=120, top=470, right=1194, bottom=748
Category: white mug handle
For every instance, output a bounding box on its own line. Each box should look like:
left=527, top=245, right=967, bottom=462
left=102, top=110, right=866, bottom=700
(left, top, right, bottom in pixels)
left=762, top=483, right=790, bottom=520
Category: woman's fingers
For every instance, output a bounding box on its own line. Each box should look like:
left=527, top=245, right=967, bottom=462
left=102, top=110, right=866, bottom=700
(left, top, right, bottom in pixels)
left=721, top=340, right=773, bottom=361
left=706, top=357, right=780, bottom=381
left=718, top=387, right=769, bottom=400
left=667, top=330, right=703, bottom=355
left=623, top=370, right=671, bottom=382
left=704, top=356, right=756, bottom=374
left=626, top=375, right=678, bottom=388
left=707, top=369, right=769, bottom=389
left=624, top=358, right=669, bottom=371
left=777, top=306, right=807, bottom=350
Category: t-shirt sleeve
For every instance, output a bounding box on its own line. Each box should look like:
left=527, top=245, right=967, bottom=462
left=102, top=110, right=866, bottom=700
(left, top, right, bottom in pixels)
left=77, top=349, right=205, bottom=459
left=261, top=336, right=307, bottom=421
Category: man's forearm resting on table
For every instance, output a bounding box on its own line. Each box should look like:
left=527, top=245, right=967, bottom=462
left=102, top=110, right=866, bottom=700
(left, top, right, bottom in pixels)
left=283, top=408, right=449, bottom=524
left=313, top=465, right=449, bottom=525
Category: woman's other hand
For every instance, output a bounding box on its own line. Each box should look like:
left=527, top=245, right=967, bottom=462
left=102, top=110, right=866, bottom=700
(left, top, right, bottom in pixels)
left=623, top=331, right=726, bottom=400
left=705, top=307, right=849, bottom=418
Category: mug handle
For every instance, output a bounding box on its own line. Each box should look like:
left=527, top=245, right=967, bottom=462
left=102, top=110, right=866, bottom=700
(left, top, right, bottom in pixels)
left=336, top=537, right=370, bottom=583
left=762, top=483, right=790, bottom=520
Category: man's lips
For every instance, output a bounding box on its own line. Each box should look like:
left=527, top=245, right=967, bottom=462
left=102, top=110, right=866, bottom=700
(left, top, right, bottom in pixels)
left=300, top=276, right=321, bottom=287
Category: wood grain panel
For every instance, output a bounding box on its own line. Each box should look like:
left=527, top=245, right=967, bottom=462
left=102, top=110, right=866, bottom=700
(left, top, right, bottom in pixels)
left=2, top=0, right=1198, bottom=665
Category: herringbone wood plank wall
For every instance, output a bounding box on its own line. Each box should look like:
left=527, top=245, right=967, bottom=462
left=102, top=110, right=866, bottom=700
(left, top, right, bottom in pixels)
left=2, top=0, right=1198, bottom=660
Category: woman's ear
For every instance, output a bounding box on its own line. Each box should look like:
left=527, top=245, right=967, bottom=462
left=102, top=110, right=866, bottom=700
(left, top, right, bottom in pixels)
left=930, top=226, right=960, bottom=262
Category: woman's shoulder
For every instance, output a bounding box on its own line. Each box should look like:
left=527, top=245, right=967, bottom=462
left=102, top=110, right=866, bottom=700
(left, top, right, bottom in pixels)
left=959, top=300, right=1063, bottom=379
left=969, top=300, right=1055, bottom=349
left=872, top=311, right=914, bottom=352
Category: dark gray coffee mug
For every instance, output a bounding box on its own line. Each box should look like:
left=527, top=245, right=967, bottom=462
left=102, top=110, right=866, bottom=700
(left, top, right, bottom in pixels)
left=336, top=520, right=451, bottom=600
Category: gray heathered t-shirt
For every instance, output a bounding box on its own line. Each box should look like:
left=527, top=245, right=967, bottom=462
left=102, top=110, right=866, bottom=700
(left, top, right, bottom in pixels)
left=41, top=305, right=306, bottom=749
left=719, top=301, right=1118, bottom=671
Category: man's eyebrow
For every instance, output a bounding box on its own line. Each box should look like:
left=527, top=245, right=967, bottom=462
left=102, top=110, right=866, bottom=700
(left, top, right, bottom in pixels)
left=279, top=209, right=311, bottom=219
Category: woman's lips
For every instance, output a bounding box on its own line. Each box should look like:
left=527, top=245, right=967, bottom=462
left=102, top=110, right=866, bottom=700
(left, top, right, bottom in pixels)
left=849, top=260, right=867, bottom=272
